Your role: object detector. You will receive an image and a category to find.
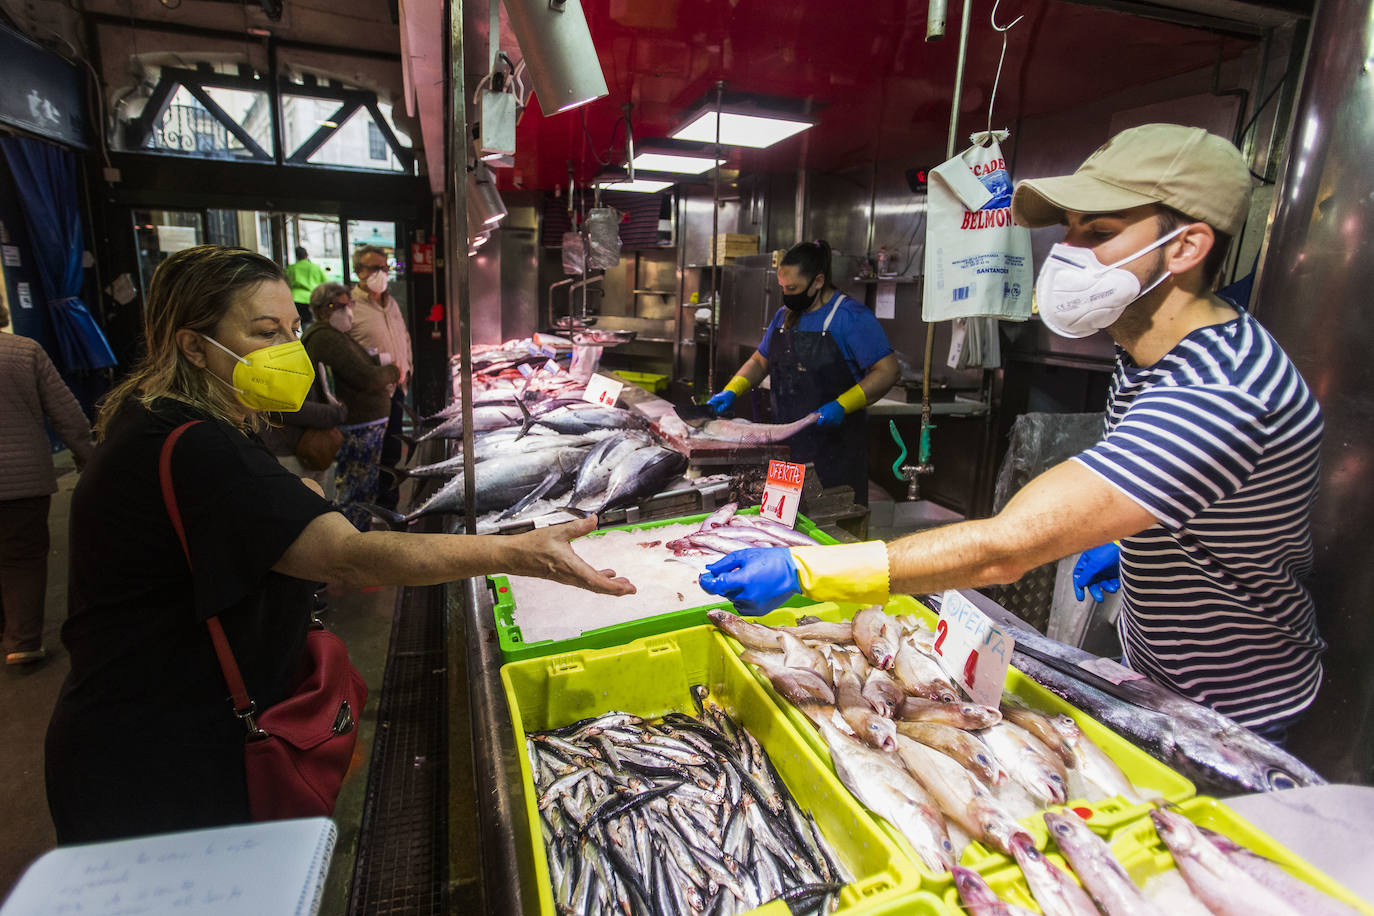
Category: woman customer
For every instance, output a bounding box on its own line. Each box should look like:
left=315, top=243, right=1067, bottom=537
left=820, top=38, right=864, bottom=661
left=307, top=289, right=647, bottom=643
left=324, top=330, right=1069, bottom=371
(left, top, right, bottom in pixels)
left=46, top=246, right=634, bottom=843
left=303, top=281, right=398, bottom=530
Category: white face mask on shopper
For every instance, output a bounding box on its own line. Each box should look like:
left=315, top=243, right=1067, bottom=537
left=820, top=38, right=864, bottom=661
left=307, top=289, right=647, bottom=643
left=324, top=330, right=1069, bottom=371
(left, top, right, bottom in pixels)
left=1034, top=226, right=1187, bottom=338
left=364, top=270, right=389, bottom=295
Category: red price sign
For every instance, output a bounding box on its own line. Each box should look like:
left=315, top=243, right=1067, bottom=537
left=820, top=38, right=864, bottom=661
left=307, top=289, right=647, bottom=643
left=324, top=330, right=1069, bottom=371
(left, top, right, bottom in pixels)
left=581, top=373, right=624, bottom=407
left=932, top=590, right=1013, bottom=708
left=760, top=460, right=804, bottom=528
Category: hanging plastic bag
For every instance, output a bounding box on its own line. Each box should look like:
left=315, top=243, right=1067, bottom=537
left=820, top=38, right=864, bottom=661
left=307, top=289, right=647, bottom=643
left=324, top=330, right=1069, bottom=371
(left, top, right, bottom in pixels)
left=561, top=230, right=585, bottom=276
left=586, top=206, right=622, bottom=270
left=922, top=130, right=1033, bottom=322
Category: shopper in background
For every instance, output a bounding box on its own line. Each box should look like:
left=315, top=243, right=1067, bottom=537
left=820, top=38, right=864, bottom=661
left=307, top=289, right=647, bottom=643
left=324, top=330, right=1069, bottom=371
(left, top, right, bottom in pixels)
left=304, top=281, right=399, bottom=529
left=46, top=245, right=634, bottom=843
left=704, top=240, right=900, bottom=504
left=348, top=244, right=411, bottom=512
left=285, top=246, right=326, bottom=327
left=0, top=301, right=94, bottom=666
left=258, top=310, right=348, bottom=501
left=700, top=125, right=1324, bottom=743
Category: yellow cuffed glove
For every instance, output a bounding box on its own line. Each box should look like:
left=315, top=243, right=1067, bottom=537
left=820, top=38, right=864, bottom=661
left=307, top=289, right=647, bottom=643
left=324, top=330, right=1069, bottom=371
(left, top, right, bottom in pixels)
left=724, top=375, right=752, bottom=396
left=835, top=383, right=868, bottom=414
left=790, top=541, right=891, bottom=606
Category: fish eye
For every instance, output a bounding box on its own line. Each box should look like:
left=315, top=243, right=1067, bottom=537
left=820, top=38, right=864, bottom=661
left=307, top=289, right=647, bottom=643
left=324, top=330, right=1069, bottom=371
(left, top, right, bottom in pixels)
left=1267, top=769, right=1297, bottom=790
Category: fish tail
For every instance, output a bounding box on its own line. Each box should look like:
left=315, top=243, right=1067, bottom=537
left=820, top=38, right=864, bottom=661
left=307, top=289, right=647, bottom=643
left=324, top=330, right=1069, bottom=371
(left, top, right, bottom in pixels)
left=355, top=503, right=407, bottom=530
left=514, top=396, right=535, bottom=440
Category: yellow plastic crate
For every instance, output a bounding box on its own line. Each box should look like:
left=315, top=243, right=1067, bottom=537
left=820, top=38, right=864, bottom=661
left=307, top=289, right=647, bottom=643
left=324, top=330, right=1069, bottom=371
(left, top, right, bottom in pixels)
left=500, top=625, right=944, bottom=916
left=611, top=369, right=668, bottom=394
left=940, top=795, right=1374, bottom=914
left=719, top=596, right=1195, bottom=890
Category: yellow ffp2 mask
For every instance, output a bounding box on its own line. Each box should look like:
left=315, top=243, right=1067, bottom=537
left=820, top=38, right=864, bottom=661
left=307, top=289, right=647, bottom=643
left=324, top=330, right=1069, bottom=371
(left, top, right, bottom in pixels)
left=203, top=335, right=316, bottom=412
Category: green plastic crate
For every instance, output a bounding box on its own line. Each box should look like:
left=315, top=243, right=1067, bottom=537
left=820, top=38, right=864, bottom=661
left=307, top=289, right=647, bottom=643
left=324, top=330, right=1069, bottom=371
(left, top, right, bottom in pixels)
left=716, top=597, right=1195, bottom=891
left=489, top=508, right=839, bottom=662
left=500, top=624, right=951, bottom=916
left=940, top=795, right=1374, bottom=915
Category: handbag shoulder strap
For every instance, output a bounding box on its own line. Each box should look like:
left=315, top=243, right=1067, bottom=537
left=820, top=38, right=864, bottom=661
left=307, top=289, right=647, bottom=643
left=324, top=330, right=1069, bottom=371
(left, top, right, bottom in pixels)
left=159, top=420, right=259, bottom=728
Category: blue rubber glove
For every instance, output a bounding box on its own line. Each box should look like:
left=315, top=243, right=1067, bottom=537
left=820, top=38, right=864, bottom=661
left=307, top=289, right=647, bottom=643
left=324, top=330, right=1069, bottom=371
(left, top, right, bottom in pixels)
left=1073, top=542, right=1121, bottom=602
left=815, top=400, right=846, bottom=428
left=705, top=389, right=737, bottom=417
left=698, top=547, right=800, bottom=616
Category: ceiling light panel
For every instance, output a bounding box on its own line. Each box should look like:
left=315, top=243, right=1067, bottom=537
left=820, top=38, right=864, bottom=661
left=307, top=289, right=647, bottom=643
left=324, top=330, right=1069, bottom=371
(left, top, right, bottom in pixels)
left=630, top=152, right=724, bottom=174
left=596, top=178, right=673, bottom=193
left=672, top=112, right=812, bottom=148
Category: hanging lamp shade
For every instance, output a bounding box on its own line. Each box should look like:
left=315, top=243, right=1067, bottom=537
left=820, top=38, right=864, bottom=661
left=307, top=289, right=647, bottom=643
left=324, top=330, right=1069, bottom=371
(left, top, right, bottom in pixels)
left=505, top=0, right=608, bottom=115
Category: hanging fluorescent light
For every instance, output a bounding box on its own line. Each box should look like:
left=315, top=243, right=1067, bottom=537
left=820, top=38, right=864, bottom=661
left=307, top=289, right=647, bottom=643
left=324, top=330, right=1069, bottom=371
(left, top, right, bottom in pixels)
left=467, top=163, right=507, bottom=227
left=672, top=110, right=812, bottom=149
left=595, top=176, right=673, bottom=194
left=505, top=0, right=608, bottom=115
left=630, top=151, right=725, bottom=175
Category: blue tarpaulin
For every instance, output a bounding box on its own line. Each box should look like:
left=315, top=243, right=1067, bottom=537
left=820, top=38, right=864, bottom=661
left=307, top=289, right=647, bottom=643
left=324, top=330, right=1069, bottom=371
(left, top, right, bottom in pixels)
left=0, top=136, right=115, bottom=372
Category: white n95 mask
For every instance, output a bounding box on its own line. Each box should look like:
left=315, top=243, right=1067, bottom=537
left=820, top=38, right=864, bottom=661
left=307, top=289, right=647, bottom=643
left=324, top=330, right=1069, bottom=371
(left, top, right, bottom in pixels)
left=1035, top=226, right=1187, bottom=338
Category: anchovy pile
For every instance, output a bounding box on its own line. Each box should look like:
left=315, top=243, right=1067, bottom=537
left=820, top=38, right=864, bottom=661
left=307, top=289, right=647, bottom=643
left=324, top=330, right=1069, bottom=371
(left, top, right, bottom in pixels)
left=527, top=688, right=850, bottom=915
left=709, top=608, right=1161, bottom=876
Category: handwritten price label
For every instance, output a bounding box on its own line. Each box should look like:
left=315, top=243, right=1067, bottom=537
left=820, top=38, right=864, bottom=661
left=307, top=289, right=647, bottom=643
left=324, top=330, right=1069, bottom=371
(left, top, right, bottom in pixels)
left=931, top=590, right=1014, bottom=708
left=759, top=460, right=805, bottom=528
left=581, top=373, right=625, bottom=407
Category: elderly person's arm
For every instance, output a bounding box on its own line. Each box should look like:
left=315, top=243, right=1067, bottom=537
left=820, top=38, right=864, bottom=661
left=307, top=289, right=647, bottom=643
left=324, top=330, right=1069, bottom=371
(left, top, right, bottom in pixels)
left=34, top=343, right=94, bottom=468
left=273, top=509, right=635, bottom=596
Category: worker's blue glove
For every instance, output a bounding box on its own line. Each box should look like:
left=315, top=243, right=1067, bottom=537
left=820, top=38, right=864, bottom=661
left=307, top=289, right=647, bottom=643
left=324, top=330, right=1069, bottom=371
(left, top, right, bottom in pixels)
left=699, top=547, right=800, bottom=616
left=705, top=390, right=737, bottom=417
left=1073, top=542, right=1121, bottom=602
left=815, top=400, right=846, bottom=428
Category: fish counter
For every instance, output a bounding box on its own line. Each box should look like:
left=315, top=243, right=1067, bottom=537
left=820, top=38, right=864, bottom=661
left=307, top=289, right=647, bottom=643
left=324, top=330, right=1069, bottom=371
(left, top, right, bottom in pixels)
left=399, top=336, right=826, bottom=532
left=449, top=511, right=1373, bottom=916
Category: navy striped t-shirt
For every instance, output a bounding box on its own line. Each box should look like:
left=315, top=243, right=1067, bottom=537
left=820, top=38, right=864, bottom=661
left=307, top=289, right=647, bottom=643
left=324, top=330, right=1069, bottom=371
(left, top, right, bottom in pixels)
left=1074, top=310, right=1325, bottom=729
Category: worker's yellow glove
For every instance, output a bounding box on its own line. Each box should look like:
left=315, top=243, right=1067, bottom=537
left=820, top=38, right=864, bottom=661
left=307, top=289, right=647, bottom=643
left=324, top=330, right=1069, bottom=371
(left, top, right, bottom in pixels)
left=724, top=376, right=752, bottom=396
left=835, top=383, right=868, bottom=414
left=790, top=541, right=891, bottom=606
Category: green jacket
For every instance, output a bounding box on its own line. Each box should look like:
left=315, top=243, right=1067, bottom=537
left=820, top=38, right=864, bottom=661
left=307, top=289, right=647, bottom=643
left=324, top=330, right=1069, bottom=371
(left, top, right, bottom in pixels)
left=285, top=259, right=328, bottom=305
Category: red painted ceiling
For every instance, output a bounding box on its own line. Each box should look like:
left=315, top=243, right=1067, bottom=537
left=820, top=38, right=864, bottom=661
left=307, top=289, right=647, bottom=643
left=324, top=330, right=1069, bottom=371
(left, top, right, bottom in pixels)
left=504, top=0, right=1252, bottom=191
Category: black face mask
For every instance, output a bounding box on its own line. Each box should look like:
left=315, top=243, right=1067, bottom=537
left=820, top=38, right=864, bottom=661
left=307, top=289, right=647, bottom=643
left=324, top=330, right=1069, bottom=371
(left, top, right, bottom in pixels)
left=781, top=276, right=819, bottom=312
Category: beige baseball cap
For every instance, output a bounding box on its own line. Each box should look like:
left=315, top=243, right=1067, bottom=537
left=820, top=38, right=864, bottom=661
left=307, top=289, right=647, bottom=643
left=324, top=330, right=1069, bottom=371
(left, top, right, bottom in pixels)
left=1011, top=123, right=1252, bottom=236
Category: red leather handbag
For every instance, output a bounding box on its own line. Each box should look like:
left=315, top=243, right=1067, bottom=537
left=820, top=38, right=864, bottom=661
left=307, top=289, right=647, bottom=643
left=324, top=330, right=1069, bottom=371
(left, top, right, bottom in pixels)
left=160, top=420, right=368, bottom=821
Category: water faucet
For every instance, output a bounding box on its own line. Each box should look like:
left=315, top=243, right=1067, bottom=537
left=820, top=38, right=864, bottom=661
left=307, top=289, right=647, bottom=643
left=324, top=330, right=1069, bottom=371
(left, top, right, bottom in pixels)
left=889, top=421, right=935, bottom=501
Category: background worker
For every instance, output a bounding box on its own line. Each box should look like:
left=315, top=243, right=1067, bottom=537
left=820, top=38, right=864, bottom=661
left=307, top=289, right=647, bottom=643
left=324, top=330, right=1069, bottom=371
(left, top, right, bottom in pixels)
left=0, top=301, right=94, bottom=665
left=700, top=125, right=1325, bottom=742
left=285, top=246, right=326, bottom=327
left=348, top=245, right=411, bottom=512
left=704, top=240, right=900, bottom=504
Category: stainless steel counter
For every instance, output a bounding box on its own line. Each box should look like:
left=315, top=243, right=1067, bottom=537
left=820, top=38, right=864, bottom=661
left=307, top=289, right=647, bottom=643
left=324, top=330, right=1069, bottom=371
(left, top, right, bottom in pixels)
left=457, top=576, right=528, bottom=916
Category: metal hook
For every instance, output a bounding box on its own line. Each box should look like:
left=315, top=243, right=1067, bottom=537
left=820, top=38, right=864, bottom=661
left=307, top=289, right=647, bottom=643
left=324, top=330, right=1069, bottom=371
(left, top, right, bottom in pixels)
left=991, top=0, right=1024, bottom=32
left=985, top=0, right=1024, bottom=141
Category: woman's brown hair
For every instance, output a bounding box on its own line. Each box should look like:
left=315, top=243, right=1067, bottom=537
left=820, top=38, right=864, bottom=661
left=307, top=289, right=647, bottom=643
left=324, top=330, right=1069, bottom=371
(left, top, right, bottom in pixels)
left=94, top=245, right=286, bottom=440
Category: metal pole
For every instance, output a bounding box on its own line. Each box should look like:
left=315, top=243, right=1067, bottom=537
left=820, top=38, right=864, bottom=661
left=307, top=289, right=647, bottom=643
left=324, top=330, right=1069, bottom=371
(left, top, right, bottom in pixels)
left=917, top=0, right=974, bottom=482
left=708, top=80, right=724, bottom=392
left=447, top=0, right=477, bottom=532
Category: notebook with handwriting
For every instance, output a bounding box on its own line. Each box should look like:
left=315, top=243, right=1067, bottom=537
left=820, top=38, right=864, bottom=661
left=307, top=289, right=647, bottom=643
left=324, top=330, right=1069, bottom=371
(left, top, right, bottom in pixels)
left=1, top=817, right=336, bottom=916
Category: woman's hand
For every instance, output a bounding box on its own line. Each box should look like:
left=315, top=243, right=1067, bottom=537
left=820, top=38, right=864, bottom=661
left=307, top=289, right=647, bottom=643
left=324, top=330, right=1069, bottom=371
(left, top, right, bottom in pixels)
left=509, top=516, right=636, bottom=596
